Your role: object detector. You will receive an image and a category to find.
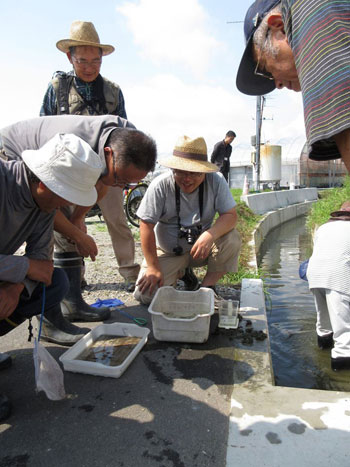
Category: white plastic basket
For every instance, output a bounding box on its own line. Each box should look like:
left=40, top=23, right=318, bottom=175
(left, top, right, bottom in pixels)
left=59, top=323, right=150, bottom=378
left=148, top=286, right=214, bottom=343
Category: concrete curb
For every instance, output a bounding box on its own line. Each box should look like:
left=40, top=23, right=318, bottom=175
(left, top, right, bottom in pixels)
left=241, top=188, right=318, bottom=215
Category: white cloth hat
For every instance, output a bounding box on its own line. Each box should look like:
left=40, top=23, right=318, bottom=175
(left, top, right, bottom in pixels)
left=22, top=133, right=103, bottom=206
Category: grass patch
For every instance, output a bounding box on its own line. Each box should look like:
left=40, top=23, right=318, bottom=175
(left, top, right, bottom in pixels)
left=306, top=176, right=350, bottom=231
left=94, top=223, right=108, bottom=232
left=234, top=200, right=262, bottom=269
left=131, top=227, right=141, bottom=242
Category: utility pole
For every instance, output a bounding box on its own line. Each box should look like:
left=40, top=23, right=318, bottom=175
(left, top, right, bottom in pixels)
left=254, top=96, right=263, bottom=191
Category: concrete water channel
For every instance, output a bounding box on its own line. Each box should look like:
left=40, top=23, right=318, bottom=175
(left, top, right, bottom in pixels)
left=258, top=214, right=350, bottom=392
left=226, top=188, right=350, bottom=466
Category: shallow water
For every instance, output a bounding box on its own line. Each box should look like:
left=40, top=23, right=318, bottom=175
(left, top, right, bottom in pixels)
left=257, top=215, right=350, bottom=391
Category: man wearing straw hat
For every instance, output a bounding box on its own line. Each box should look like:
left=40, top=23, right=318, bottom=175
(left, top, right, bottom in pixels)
left=0, top=133, right=103, bottom=422
left=40, top=20, right=140, bottom=293
left=133, top=136, right=241, bottom=305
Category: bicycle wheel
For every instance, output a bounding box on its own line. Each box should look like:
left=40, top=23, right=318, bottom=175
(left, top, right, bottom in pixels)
left=124, top=183, right=148, bottom=227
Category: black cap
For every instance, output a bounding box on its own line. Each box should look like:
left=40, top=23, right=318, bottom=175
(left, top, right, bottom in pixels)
left=236, top=0, right=280, bottom=96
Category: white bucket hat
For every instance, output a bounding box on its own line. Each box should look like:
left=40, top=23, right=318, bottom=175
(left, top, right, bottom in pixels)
left=22, top=133, right=103, bottom=206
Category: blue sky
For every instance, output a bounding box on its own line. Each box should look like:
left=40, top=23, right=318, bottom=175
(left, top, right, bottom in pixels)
left=0, top=0, right=306, bottom=159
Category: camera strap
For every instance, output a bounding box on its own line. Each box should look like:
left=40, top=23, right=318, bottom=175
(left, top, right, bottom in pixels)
left=174, top=180, right=204, bottom=229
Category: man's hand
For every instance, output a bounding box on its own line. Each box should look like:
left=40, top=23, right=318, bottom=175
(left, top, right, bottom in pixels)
left=74, top=233, right=98, bottom=261
left=0, top=282, right=25, bottom=319
left=27, top=259, right=54, bottom=285
left=190, top=231, right=214, bottom=260
left=137, top=267, right=163, bottom=295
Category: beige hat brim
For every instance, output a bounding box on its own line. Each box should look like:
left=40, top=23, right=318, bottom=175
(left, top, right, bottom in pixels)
left=56, top=39, right=115, bottom=56
left=159, top=156, right=218, bottom=173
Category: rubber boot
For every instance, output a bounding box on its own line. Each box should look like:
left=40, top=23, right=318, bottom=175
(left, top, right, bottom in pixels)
left=331, top=357, right=350, bottom=371
left=180, top=267, right=199, bottom=291
left=0, top=394, right=11, bottom=422
left=0, top=353, right=12, bottom=370
left=54, top=252, right=111, bottom=322
left=38, top=305, right=90, bottom=347
left=317, top=333, right=334, bottom=350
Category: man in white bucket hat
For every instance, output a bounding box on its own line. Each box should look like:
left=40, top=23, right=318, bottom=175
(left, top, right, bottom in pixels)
left=40, top=20, right=139, bottom=294
left=133, top=135, right=242, bottom=305
left=0, top=133, right=103, bottom=422
left=0, top=114, right=157, bottom=334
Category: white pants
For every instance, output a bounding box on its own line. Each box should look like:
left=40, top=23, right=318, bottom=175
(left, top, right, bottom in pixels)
left=312, top=288, right=350, bottom=358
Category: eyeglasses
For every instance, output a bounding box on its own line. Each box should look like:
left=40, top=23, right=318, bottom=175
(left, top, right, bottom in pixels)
left=111, top=153, right=138, bottom=188
left=72, top=57, right=102, bottom=68
left=254, top=60, right=274, bottom=81
left=172, top=169, right=204, bottom=179
left=253, top=27, right=274, bottom=81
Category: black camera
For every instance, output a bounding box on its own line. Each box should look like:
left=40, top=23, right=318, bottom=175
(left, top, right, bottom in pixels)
left=172, top=245, right=183, bottom=256
left=179, top=225, right=202, bottom=245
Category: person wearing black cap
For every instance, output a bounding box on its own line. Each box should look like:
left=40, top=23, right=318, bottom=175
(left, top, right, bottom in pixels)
left=210, top=131, right=236, bottom=183
left=236, top=0, right=350, bottom=171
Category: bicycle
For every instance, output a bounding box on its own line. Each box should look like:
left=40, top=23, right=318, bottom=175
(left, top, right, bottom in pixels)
left=123, top=181, right=148, bottom=227
left=85, top=181, right=148, bottom=227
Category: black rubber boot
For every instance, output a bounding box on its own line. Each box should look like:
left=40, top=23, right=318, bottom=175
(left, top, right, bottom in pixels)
left=331, top=356, right=350, bottom=371
left=180, top=267, right=199, bottom=291
left=0, top=352, right=12, bottom=370
left=38, top=305, right=90, bottom=347
left=0, top=394, right=11, bottom=422
left=54, top=252, right=111, bottom=322
left=317, top=333, right=334, bottom=349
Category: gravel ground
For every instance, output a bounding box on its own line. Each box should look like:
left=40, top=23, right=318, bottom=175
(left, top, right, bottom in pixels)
left=82, top=216, right=241, bottom=307
left=82, top=216, right=141, bottom=307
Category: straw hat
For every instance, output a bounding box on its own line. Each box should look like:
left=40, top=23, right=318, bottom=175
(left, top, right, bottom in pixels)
left=22, top=133, right=103, bottom=207
left=56, top=21, right=115, bottom=56
left=159, top=136, right=219, bottom=173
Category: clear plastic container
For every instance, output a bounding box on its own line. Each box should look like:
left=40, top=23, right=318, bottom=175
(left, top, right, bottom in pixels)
left=218, top=299, right=239, bottom=329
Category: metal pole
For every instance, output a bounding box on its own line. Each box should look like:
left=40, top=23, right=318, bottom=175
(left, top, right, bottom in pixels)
left=255, top=96, right=262, bottom=191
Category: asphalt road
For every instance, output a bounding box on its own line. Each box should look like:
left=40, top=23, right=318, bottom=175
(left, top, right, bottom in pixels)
left=0, top=301, right=240, bottom=467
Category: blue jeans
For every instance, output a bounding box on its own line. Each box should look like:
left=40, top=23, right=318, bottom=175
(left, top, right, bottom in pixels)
left=0, top=268, right=68, bottom=336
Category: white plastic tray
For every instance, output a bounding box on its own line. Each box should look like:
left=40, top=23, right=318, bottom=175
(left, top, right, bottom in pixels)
left=59, top=323, right=150, bottom=378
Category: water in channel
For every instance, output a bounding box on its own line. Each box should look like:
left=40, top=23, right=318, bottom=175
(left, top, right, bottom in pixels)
left=257, top=215, right=350, bottom=392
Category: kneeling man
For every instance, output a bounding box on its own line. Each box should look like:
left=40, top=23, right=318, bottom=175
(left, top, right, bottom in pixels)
left=0, top=133, right=103, bottom=421
left=134, top=135, right=241, bottom=305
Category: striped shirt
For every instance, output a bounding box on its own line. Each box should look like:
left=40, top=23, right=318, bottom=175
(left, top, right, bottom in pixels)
left=282, top=0, right=350, bottom=161
left=307, top=221, right=350, bottom=293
